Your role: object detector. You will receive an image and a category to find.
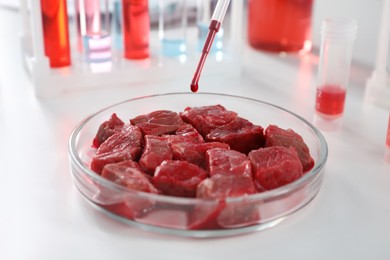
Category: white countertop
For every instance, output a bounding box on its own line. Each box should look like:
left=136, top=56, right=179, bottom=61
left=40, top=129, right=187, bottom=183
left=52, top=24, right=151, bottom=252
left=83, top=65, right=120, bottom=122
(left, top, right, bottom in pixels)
left=1, top=7, right=390, bottom=260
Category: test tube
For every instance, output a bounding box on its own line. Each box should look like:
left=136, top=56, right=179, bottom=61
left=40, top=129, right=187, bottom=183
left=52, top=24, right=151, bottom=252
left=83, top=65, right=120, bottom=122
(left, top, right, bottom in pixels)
left=159, top=0, right=188, bottom=57
left=122, top=0, right=150, bottom=60
left=315, top=18, right=358, bottom=119
left=76, top=0, right=112, bottom=63
left=112, top=0, right=123, bottom=50
left=40, top=0, right=71, bottom=68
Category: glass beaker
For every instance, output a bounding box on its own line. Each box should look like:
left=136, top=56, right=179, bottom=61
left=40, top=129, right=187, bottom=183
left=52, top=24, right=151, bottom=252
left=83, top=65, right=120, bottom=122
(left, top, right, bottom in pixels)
left=247, top=0, right=314, bottom=54
left=159, top=0, right=188, bottom=57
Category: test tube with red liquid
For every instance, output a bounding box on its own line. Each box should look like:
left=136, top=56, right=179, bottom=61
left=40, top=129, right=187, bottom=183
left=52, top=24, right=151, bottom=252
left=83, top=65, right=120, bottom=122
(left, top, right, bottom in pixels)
left=315, top=18, right=357, bottom=119
left=122, top=0, right=150, bottom=59
left=41, top=0, right=71, bottom=68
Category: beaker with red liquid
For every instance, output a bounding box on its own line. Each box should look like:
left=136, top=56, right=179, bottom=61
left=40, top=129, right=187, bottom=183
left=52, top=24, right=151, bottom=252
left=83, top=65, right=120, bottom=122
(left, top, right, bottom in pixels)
left=122, top=0, right=150, bottom=59
left=247, top=0, right=313, bottom=54
left=315, top=18, right=357, bottom=119
left=41, top=0, right=71, bottom=68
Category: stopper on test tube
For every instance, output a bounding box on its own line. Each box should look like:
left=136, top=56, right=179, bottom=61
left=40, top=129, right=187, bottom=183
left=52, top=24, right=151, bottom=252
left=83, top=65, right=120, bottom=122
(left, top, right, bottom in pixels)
left=315, top=18, right=357, bottom=121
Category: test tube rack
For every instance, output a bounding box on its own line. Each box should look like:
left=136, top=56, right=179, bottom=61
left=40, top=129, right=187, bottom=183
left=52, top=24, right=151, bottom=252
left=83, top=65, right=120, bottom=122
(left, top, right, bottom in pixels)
left=365, top=0, right=390, bottom=110
left=19, top=0, right=245, bottom=98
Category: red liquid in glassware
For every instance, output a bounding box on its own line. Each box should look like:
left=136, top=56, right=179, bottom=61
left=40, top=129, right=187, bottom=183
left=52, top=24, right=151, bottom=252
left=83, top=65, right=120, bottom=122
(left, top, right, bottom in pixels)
left=248, top=0, right=313, bottom=53
left=122, top=0, right=150, bottom=59
left=315, top=85, right=346, bottom=117
left=41, top=0, right=71, bottom=68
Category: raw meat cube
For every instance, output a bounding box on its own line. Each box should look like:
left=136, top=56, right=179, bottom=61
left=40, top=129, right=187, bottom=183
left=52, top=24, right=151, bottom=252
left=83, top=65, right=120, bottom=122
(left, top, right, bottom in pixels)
left=249, top=146, right=303, bottom=190
left=101, top=160, right=158, bottom=193
left=153, top=160, right=207, bottom=197
left=130, top=110, right=184, bottom=125
left=197, top=174, right=257, bottom=199
left=163, top=124, right=204, bottom=143
left=206, top=117, right=265, bottom=154
left=139, top=135, right=173, bottom=175
left=180, top=105, right=237, bottom=136
left=90, top=125, right=143, bottom=174
left=171, top=141, right=230, bottom=169
left=130, top=110, right=184, bottom=136
left=206, top=148, right=252, bottom=177
left=92, top=113, right=125, bottom=148
left=265, top=125, right=314, bottom=171
left=101, top=160, right=158, bottom=219
left=196, top=174, right=259, bottom=228
left=135, top=123, right=180, bottom=136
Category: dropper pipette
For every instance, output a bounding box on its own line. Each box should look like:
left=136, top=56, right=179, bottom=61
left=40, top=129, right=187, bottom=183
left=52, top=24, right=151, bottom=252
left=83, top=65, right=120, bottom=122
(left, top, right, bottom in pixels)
left=190, top=0, right=231, bottom=92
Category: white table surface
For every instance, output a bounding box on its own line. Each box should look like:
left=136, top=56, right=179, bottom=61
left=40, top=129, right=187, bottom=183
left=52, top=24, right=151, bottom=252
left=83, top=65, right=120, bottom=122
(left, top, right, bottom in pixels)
left=1, top=7, right=390, bottom=260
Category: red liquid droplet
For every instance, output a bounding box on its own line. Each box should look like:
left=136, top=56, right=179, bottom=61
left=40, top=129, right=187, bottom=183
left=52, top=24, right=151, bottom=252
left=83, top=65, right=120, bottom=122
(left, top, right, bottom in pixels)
left=191, top=83, right=199, bottom=93
left=315, top=84, right=346, bottom=116
left=190, top=20, right=221, bottom=92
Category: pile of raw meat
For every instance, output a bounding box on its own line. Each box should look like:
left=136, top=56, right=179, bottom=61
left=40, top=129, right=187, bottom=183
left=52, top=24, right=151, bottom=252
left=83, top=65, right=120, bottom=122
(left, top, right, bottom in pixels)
left=89, top=105, right=314, bottom=229
left=91, top=104, right=314, bottom=196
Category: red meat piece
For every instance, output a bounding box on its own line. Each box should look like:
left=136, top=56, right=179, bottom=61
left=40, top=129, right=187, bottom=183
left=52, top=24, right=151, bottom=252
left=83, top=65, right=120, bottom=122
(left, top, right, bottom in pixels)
left=139, top=135, right=173, bottom=175
left=206, top=117, right=265, bottom=154
left=92, top=113, right=125, bottom=148
left=130, top=110, right=184, bottom=136
left=196, top=174, right=259, bottom=228
left=180, top=105, right=237, bottom=137
left=163, top=124, right=204, bottom=143
left=206, top=148, right=252, bottom=177
left=90, top=125, right=143, bottom=174
left=153, top=160, right=207, bottom=197
left=265, top=125, right=314, bottom=171
left=101, top=160, right=158, bottom=219
left=101, top=160, right=158, bottom=193
left=249, top=146, right=303, bottom=190
left=171, top=141, right=230, bottom=169
left=197, top=174, right=257, bottom=199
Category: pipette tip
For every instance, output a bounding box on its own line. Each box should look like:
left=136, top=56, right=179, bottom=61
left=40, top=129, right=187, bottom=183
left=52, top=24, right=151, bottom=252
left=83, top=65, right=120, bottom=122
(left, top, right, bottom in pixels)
left=190, top=83, right=199, bottom=93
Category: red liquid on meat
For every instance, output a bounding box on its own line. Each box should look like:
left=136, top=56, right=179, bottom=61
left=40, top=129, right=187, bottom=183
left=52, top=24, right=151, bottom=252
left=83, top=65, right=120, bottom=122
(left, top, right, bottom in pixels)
left=190, top=20, right=221, bottom=92
left=41, top=0, right=71, bottom=68
left=247, top=0, right=313, bottom=53
left=122, top=0, right=150, bottom=59
left=315, top=85, right=346, bottom=117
